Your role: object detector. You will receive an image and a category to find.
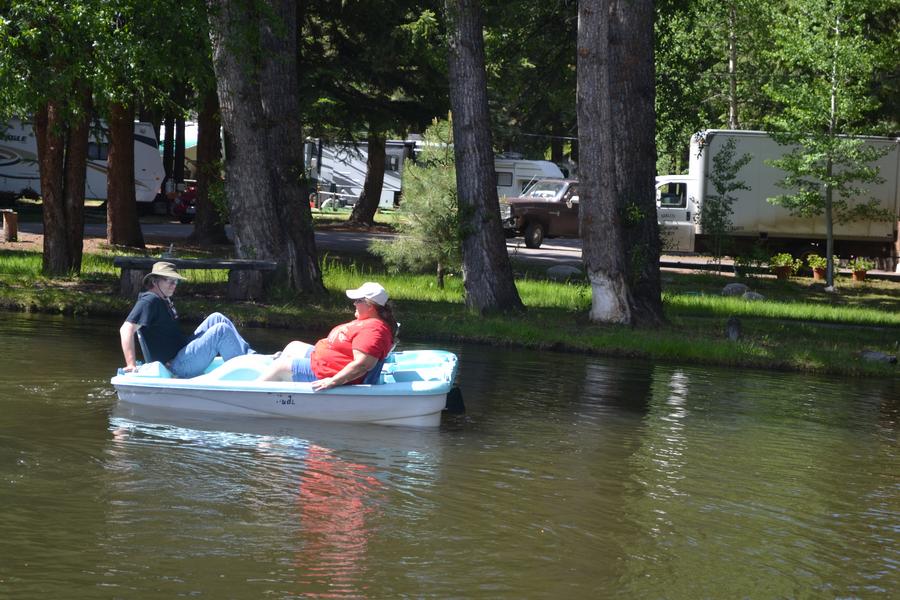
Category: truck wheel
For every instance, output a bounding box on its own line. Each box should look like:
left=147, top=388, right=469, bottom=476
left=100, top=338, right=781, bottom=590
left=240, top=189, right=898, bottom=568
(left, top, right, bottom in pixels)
left=524, top=222, right=545, bottom=249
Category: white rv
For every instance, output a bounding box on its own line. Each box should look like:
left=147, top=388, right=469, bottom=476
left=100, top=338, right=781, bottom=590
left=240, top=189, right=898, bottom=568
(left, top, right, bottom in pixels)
left=307, top=140, right=407, bottom=209
left=494, top=157, right=565, bottom=199
left=307, top=139, right=565, bottom=209
left=656, top=129, right=900, bottom=264
left=0, top=117, right=164, bottom=204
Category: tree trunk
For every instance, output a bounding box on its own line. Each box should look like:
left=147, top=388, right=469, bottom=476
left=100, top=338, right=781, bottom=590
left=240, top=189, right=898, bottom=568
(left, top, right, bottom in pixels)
left=162, top=115, right=174, bottom=192
left=106, top=102, right=145, bottom=247
left=445, top=0, right=524, bottom=314
left=175, top=113, right=186, bottom=184
left=577, top=0, right=663, bottom=326
left=610, top=0, right=664, bottom=326
left=188, top=90, right=229, bottom=246
left=577, top=0, right=632, bottom=323
left=208, top=0, right=324, bottom=294
left=34, top=103, right=67, bottom=275
left=348, top=131, right=386, bottom=226
left=34, top=90, right=91, bottom=275
left=62, top=86, right=91, bottom=271
left=727, top=2, right=740, bottom=129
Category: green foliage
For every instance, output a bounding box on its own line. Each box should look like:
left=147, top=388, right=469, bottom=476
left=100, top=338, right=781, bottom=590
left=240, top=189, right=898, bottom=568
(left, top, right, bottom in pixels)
left=701, top=138, right=752, bottom=265
left=806, top=254, right=827, bottom=270
left=370, top=119, right=461, bottom=287
left=846, top=256, right=874, bottom=272
left=769, top=252, right=802, bottom=273
left=768, top=135, right=893, bottom=222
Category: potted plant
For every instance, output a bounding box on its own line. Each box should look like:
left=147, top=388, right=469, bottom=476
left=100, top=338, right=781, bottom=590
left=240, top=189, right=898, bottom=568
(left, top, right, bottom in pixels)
left=807, top=254, right=827, bottom=280
left=769, top=252, right=802, bottom=280
left=847, top=257, right=874, bottom=282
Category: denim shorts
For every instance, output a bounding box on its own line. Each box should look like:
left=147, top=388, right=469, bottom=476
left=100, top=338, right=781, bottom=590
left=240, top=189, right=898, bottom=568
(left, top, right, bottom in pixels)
left=291, top=346, right=316, bottom=382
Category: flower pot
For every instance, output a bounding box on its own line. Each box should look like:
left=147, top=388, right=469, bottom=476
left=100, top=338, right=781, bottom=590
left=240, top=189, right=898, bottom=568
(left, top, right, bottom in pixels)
left=812, top=267, right=826, bottom=281
left=851, top=270, right=867, bottom=282
left=773, top=265, right=792, bottom=280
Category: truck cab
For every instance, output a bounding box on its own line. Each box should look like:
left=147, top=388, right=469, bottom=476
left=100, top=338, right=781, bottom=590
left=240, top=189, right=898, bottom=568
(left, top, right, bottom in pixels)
left=500, top=178, right=579, bottom=248
left=655, top=176, right=696, bottom=252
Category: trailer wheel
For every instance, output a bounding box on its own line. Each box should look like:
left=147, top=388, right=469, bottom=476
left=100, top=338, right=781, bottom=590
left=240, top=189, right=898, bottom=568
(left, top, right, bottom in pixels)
left=524, top=222, right=545, bottom=249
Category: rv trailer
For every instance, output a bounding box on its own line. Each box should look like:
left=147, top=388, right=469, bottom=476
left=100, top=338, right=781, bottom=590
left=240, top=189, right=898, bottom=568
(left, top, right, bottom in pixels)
left=0, top=117, right=164, bottom=205
left=307, top=139, right=564, bottom=209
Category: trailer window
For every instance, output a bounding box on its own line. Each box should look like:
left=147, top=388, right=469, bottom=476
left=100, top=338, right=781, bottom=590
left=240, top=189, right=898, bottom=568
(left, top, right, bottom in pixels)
left=496, top=171, right=513, bottom=187
left=88, top=142, right=109, bottom=161
left=657, top=182, right=686, bottom=208
left=386, top=156, right=400, bottom=171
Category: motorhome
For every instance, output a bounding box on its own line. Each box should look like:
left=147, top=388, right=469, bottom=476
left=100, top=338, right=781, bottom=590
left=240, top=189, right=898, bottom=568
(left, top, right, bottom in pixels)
left=0, top=117, right=164, bottom=205
left=656, top=130, right=900, bottom=265
left=306, top=140, right=407, bottom=209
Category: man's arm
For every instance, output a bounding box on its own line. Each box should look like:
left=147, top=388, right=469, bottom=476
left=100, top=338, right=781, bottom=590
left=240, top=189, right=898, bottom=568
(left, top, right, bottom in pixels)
left=312, top=349, right=377, bottom=391
left=119, top=321, right=140, bottom=371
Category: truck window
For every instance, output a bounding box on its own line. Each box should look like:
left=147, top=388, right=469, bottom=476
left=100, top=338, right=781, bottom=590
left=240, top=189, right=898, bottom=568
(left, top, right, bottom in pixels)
left=657, top=182, right=686, bottom=208
left=524, top=180, right=566, bottom=200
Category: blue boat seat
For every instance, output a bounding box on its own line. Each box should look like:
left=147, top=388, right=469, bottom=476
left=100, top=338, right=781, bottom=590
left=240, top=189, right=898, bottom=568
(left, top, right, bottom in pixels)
left=362, top=357, right=386, bottom=385
left=135, top=329, right=154, bottom=363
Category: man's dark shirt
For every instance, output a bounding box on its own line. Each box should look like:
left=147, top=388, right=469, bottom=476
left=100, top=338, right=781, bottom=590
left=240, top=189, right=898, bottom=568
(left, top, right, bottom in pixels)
left=126, top=292, right=189, bottom=362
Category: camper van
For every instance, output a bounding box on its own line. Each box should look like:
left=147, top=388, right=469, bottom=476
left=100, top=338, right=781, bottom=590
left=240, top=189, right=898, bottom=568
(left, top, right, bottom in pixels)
left=0, top=117, right=164, bottom=205
left=494, top=157, right=565, bottom=199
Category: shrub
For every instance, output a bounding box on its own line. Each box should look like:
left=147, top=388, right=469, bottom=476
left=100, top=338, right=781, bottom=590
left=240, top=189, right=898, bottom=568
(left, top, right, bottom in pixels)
left=769, top=252, right=802, bottom=273
left=847, top=257, right=874, bottom=271
left=806, top=254, right=827, bottom=270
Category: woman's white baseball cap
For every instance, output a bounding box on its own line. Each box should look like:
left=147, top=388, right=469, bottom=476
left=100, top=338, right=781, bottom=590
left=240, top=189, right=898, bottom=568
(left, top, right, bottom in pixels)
left=346, top=281, right=389, bottom=306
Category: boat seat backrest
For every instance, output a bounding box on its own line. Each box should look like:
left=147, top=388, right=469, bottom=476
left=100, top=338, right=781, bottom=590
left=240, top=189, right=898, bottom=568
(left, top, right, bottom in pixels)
left=362, top=357, right=386, bottom=385
left=135, top=329, right=154, bottom=363
left=362, top=325, right=400, bottom=385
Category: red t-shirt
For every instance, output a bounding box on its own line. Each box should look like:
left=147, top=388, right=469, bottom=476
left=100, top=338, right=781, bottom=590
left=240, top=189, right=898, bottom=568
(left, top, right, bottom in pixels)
left=310, top=318, right=393, bottom=382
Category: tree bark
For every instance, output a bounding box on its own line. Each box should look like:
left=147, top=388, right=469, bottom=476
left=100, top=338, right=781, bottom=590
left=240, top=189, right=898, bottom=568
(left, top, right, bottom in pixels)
left=35, top=103, right=68, bottom=275
left=445, top=0, right=524, bottom=314
left=106, top=102, right=145, bottom=247
left=34, top=89, right=91, bottom=275
left=611, top=0, right=664, bottom=326
left=188, top=90, right=229, bottom=246
left=162, top=115, right=174, bottom=192
left=175, top=113, right=186, bottom=184
left=348, top=131, right=386, bottom=226
left=577, top=0, right=632, bottom=323
left=577, top=0, right=663, bottom=326
left=208, top=0, right=324, bottom=294
left=63, top=85, right=91, bottom=271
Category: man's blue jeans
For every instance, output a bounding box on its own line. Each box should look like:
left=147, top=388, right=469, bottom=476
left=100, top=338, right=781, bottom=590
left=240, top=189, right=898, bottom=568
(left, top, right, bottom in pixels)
left=169, top=312, right=255, bottom=378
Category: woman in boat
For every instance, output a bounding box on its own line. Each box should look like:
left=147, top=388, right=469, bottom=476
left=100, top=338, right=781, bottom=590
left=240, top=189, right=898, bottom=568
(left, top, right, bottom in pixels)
left=119, top=261, right=257, bottom=377
left=259, top=282, right=398, bottom=391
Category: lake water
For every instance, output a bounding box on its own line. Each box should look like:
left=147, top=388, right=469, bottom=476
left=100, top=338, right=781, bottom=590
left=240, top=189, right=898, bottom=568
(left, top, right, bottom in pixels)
left=0, top=311, right=897, bottom=598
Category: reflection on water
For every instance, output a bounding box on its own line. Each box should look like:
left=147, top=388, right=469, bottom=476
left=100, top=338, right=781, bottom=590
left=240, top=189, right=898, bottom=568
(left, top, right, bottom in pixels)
left=0, top=311, right=897, bottom=598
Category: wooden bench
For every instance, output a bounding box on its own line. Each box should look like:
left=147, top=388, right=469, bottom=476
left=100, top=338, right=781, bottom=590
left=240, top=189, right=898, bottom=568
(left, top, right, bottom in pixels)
left=113, top=256, right=278, bottom=301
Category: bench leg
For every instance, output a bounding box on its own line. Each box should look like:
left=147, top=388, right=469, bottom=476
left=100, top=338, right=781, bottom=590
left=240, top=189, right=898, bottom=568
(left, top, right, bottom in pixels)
left=120, top=269, right=146, bottom=297
left=227, top=270, right=266, bottom=301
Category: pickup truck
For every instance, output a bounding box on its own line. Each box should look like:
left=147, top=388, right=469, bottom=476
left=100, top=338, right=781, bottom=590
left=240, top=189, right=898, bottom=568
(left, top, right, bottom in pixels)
left=500, top=178, right=579, bottom=248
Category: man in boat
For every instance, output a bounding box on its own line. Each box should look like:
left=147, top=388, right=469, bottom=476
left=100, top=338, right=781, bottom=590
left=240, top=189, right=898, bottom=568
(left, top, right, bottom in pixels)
left=119, top=261, right=257, bottom=378
left=259, top=282, right=398, bottom=391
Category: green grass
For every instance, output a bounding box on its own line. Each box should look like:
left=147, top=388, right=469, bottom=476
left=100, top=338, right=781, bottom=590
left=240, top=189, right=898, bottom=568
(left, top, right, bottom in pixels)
left=1, top=248, right=897, bottom=378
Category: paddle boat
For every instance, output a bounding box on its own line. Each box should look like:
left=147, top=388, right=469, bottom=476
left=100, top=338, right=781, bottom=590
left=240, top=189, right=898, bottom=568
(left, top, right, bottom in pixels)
left=111, top=350, right=459, bottom=427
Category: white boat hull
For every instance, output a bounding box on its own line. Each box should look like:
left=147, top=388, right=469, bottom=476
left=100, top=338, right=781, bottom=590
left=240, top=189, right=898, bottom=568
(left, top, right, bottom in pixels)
left=111, top=351, right=459, bottom=428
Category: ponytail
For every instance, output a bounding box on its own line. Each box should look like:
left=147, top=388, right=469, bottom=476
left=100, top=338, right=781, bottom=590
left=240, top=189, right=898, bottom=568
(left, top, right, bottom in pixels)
left=374, top=301, right=399, bottom=341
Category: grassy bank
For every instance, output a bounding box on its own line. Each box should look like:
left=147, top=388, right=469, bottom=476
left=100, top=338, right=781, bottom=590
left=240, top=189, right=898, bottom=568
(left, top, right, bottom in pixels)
left=0, top=246, right=897, bottom=378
